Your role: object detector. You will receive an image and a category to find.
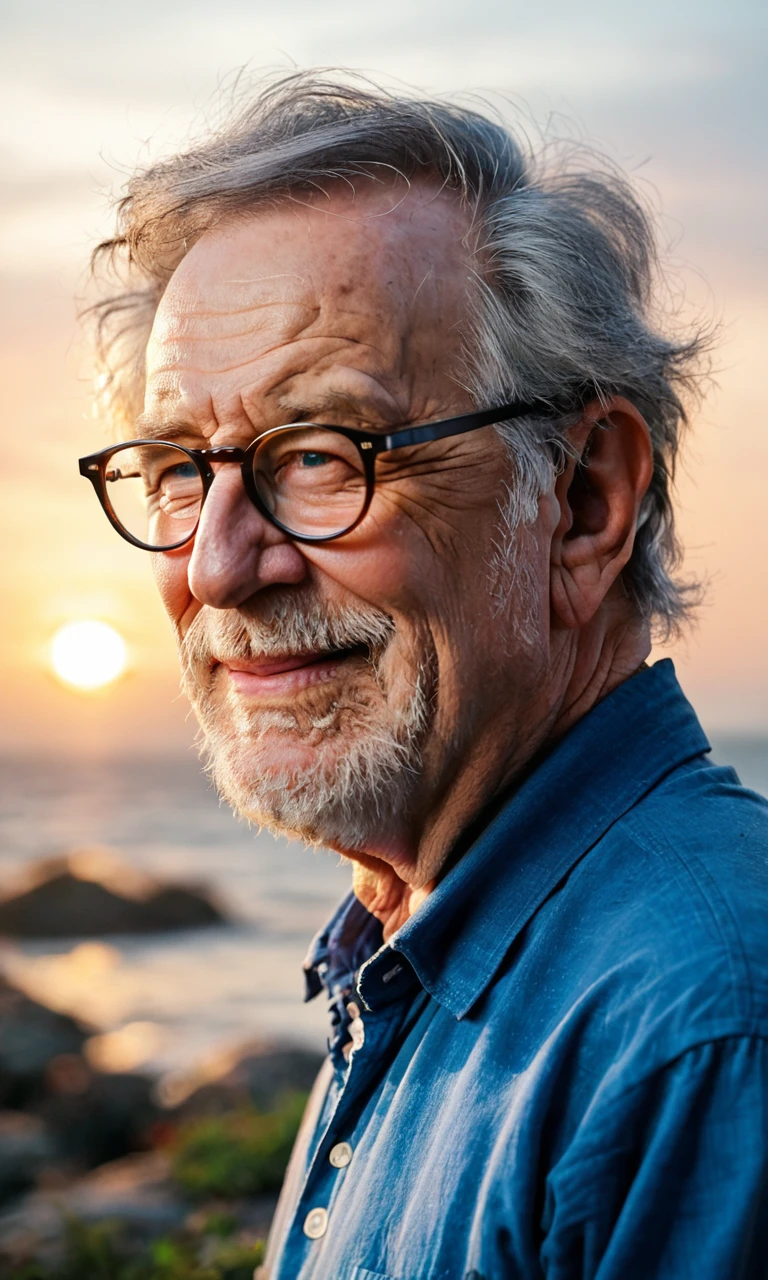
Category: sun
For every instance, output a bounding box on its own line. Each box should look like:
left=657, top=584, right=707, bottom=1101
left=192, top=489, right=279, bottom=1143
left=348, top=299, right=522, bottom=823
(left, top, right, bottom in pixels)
left=51, top=620, right=128, bottom=692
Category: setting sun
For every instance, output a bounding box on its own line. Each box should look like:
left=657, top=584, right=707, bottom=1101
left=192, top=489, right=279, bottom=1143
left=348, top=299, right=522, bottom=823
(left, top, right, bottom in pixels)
left=51, top=620, right=128, bottom=691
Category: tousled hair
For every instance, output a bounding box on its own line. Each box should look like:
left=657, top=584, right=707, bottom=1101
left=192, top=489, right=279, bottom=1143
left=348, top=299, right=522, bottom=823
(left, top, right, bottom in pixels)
left=90, top=70, right=711, bottom=637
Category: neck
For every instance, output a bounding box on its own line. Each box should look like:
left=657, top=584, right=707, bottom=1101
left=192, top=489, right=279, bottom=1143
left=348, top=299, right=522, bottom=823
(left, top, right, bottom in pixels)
left=346, top=602, right=651, bottom=941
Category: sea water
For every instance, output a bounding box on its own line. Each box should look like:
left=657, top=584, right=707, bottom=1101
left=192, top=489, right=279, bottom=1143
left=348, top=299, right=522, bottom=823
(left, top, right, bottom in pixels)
left=0, top=736, right=765, bottom=1077
left=0, top=751, right=351, bottom=1075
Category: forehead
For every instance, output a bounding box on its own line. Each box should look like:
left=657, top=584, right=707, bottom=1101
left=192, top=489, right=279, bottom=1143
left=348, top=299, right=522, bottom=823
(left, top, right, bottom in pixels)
left=143, top=180, right=474, bottom=432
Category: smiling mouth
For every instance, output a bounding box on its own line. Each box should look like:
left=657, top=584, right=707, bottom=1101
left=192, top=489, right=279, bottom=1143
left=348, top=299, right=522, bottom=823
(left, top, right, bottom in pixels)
left=214, top=644, right=371, bottom=697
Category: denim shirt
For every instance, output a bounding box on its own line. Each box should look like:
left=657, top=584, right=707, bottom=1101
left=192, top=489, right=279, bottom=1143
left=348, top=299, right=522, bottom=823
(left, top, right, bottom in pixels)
left=261, top=661, right=768, bottom=1279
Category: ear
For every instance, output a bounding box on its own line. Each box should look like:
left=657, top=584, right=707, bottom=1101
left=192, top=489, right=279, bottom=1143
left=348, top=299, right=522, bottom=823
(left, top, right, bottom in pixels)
left=550, top=396, right=654, bottom=630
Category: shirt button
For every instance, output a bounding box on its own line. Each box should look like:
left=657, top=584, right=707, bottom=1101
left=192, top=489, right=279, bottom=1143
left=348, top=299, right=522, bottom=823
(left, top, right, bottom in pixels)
left=329, top=1141, right=353, bottom=1168
left=303, top=1206, right=328, bottom=1239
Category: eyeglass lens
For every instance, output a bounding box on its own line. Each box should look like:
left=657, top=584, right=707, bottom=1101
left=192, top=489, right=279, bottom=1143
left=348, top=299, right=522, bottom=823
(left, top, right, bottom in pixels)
left=253, top=427, right=367, bottom=539
left=103, top=427, right=368, bottom=548
left=105, top=443, right=203, bottom=549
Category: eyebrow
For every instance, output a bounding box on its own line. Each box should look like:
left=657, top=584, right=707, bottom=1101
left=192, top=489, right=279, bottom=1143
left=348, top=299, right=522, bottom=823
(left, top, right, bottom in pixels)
left=131, top=416, right=205, bottom=443
left=276, top=391, right=404, bottom=431
left=132, top=392, right=404, bottom=442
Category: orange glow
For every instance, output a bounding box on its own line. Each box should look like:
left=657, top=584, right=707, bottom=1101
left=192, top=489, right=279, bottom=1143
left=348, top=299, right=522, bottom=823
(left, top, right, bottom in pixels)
left=51, top=620, right=128, bottom=691
left=0, top=26, right=765, bottom=742
left=85, top=1021, right=166, bottom=1073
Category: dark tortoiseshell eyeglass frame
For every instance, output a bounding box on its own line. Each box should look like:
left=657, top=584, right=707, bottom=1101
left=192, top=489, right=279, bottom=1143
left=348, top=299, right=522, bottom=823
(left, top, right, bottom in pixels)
left=78, top=399, right=559, bottom=550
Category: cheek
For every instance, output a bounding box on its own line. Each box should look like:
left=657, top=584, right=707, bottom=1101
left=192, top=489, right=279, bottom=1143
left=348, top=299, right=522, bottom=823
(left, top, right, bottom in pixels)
left=306, top=528, right=477, bottom=692
left=152, top=549, right=196, bottom=635
left=305, top=526, right=431, bottom=614
left=304, top=490, right=491, bottom=615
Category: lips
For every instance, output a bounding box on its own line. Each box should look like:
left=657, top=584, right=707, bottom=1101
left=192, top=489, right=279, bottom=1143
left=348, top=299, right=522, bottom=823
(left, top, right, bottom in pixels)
left=214, top=647, right=364, bottom=697
left=223, top=652, right=334, bottom=678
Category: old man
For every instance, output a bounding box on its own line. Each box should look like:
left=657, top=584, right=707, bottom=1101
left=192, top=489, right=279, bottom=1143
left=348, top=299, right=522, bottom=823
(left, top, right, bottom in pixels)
left=80, top=74, right=768, bottom=1277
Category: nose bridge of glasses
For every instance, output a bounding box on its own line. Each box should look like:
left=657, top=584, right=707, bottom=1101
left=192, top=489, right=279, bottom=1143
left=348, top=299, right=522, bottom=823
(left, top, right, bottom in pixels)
left=204, top=446, right=249, bottom=463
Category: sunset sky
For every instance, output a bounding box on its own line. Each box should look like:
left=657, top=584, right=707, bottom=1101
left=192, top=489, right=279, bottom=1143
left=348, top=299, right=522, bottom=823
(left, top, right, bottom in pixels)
left=1, top=0, right=765, bottom=753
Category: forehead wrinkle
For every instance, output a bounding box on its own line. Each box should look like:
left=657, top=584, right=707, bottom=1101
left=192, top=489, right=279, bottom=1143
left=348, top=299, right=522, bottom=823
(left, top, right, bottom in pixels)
left=158, top=298, right=308, bottom=324
left=148, top=333, right=395, bottom=395
left=160, top=267, right=311, bottom=311
left=153, top=284, right=400, bottom=380
left=154, top=251, right=415, bottom=381
left=151, top=318, right=314, bottom=345
left=242, top=352, right=409, bottom=426
left=150, top=302, right=322, bottom=361
left=147, top=189, right=468, bottom=441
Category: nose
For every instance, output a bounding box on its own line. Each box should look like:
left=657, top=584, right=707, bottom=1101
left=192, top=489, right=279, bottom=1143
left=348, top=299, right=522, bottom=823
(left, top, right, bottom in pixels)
left=187, top=466, right=307, bottom=609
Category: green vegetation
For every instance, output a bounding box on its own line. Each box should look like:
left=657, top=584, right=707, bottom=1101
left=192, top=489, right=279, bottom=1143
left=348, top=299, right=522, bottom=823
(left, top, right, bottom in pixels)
left=171, top=1092, right=307, bottom=1199
left=5, top=1094, right=309, bottom=1279
left=7, top=1218, right=264, bottom=1280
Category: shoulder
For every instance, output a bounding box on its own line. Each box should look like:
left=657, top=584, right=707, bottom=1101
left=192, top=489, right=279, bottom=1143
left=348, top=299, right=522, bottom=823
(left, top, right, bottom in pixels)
left=622, top=754, right=768, bottom=988
left=504, top=753, right=768, bottom=1080
left=626, top=748, right=768, bottom=873
left=568, top=753, right=768, bottom=1050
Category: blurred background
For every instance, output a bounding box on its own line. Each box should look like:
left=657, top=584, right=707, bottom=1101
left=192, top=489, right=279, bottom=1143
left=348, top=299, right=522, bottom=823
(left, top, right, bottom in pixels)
left=0, top=0, right=765, bottom=1272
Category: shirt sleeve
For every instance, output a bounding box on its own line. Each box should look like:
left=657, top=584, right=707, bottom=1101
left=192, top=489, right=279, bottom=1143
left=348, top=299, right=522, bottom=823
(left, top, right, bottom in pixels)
left=540, top=1035, right=768, bottom=1280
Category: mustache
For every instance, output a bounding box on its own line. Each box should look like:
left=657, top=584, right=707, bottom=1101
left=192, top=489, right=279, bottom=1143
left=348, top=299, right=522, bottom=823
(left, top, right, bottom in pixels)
left=178, top=597, right=396, bottom=685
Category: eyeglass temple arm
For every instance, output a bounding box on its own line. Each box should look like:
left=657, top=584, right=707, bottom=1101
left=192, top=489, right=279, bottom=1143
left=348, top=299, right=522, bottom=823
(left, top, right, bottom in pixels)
left=380, top=400, right=554, bottom=452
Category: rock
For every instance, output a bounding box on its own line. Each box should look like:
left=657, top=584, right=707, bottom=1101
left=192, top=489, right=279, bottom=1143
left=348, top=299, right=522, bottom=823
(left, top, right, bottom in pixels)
left=32, top=1066, right=159, bottom=1174
left=0, top=1112, right=55, bottom=1201
left=0, top=974, right=159, bottom=1181
left=0, top=1151, right=182, bottom=1267
left=0, top=977, right=88, bottom=1109
left=0, top=850, right=228, bottom=938
left=0, top=1151, right=278, bottom=1269
left=158, top=1040, right=323, bottom=1116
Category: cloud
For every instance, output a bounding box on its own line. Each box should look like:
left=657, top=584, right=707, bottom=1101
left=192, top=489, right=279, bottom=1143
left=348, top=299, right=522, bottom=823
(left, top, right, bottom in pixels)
left=1, top=0, right=766, bottom=731
left=2, top=0, right=758, bottom=109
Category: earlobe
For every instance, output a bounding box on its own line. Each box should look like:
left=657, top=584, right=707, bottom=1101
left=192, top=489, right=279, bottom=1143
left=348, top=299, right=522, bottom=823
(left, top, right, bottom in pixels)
left=550, top=398, right=654, bottom=630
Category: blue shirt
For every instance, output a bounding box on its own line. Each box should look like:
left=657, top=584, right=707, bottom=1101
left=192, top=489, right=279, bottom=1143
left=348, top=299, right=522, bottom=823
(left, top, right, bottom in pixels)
left=261, top=661, right=768, bottom=1279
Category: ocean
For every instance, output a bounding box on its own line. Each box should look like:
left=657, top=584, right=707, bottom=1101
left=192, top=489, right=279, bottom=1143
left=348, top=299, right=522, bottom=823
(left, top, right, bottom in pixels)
left=0, top=751, right=351, bottom=1081
left=1, top=734, right=766, bottom=1084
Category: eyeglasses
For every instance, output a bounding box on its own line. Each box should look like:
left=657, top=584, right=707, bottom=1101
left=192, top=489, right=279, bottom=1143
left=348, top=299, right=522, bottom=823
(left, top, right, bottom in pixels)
left=78, top=399, right=552, bottom=551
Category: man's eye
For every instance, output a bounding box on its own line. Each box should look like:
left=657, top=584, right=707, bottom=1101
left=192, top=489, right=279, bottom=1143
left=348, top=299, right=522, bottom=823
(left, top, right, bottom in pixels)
left=299, top=452, right=332, bottom=468
left=161, top=462, right=199, bottom=482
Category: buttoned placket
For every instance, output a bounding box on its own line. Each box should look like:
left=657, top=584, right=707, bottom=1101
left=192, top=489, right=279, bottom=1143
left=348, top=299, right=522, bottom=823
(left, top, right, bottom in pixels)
left=272, top=951, right=429, bottom=1278
left=259, top=662, right=721, bottom=1280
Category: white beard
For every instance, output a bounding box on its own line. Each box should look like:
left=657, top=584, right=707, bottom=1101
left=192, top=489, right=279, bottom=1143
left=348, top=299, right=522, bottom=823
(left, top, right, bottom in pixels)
left=178, top=598, right=433, bottom=851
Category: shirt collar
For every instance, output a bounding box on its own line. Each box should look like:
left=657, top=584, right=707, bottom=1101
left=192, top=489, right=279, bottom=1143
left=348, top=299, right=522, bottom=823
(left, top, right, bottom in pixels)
left=303, top=888, right=384, bottom=1051
left=379, top=659, right=709, bottom=1018
left=305, top=660, right=710, bottom=1026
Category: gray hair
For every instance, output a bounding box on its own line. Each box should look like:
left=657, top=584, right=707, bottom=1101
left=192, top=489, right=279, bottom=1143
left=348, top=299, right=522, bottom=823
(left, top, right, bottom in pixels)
left=90, top=70, right=711, bottom=638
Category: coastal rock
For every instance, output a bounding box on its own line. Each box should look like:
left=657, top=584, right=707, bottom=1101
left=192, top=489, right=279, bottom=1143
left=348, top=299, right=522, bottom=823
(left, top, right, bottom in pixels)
left=0, top=978, right=87, bottom=1108
left=0, top=850, right=227, bottom=938
left=0, top=1151, right=278, bottom=1269
left=0, top=976, right=158, bottom=1182
left=0, top=1112, right=55, bottom=1201
left=0, top=1151, right=182, bottom=1267
left=158, top=1040, right=324, bottom=1115
left=32, top=1065, right=159, bottom=1173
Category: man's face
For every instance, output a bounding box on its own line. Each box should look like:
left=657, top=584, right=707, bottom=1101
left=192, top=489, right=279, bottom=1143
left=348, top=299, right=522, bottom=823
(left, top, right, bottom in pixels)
left=143, top=180, right=550, bottom=872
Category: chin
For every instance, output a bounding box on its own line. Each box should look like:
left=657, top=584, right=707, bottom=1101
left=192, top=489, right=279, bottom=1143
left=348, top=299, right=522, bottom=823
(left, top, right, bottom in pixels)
left=196, top=678, right=432, bottom=852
